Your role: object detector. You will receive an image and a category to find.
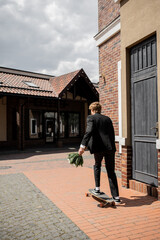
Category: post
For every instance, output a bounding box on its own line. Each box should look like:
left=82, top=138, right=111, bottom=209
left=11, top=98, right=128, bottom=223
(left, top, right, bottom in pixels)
left=57, top=98, right=63, bottom=147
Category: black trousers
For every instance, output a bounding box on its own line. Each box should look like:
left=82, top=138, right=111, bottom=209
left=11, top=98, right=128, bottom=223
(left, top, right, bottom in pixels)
left=94, top=151, right=119, bottom=198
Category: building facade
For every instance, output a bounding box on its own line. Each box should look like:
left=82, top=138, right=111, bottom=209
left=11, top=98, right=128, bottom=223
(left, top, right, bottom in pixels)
left=0, top=67, right=99, bottom=150
left=95, top=0, right=121, bottom=172
left=95, top=0, right=160, bottom=199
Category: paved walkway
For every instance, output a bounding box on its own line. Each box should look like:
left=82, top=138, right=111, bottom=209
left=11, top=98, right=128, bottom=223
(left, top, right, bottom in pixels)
left=0, top=147, right=160, bottom=240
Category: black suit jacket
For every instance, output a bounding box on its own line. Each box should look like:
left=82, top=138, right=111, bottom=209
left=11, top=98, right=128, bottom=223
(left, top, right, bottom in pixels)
left=81, top=113, right=116, bottom=154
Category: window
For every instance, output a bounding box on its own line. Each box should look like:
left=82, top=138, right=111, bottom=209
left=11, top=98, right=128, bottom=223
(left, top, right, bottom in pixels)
left=60, top=113, right=65, bottom=138
left=29, top=110, right=43, bottom=139
left=59, top=112, right=80, bottom=138
left=44, top=112, right=58, bottom=136
left=24, top=81, right=39, bottom=88
left=68, top=113, right=80, bottom=137
left=31, top=118, right=37, bottom=135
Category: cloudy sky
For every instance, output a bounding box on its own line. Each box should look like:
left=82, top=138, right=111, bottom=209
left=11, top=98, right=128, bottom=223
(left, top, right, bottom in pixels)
left=0, top=0, right=99, bottom=82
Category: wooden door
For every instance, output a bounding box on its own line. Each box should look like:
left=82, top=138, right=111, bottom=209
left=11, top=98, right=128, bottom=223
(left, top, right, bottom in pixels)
left=131, top=35, right=158, bottom=186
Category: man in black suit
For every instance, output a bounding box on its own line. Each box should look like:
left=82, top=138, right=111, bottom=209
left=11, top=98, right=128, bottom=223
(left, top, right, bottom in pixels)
left=78, top=102, right=120, bottom=203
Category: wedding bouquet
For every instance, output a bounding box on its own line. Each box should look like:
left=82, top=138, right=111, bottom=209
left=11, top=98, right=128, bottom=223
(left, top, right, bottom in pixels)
left=67, top=153, right=83, bottom=167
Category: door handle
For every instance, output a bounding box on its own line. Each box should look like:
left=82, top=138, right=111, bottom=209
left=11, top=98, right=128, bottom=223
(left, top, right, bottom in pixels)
left=151, top=123, right=159, bottom=137
left=150, top=127, right=158, bottom=130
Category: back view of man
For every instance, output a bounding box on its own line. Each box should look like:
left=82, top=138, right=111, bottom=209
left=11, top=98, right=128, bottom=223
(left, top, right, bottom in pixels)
left=78, top=102, right=120, bottom=203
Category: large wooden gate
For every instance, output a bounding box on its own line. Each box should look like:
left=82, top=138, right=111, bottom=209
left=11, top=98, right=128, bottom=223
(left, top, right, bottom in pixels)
left=131, top=35, right=158, bottom=186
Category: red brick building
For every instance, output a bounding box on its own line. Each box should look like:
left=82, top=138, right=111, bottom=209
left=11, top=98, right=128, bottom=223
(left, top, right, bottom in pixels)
left=95, top=0, right=160, bottom=199
left=0, top=67, right=99, bottom=150
left=94, top=0, right=121, bottom=172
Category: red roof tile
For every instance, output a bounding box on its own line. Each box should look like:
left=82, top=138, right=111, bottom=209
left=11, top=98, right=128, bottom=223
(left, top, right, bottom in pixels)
left=0, top=68, right=98, bottom=100
left=0, top=72, right=56, bottom=98
left=49, top=69, right=80, bottom=97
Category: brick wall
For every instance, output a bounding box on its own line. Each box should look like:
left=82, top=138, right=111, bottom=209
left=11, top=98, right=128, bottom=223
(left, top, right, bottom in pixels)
left=115, top=143, right=122, bottom=172
left=98, top=0, right=121, bottom=172
left=99, top=32, right=121, bottom=171
left=98, top=0, right=160, bottom=199
left=98, top=0, right=120, bottom=32
left=99, top=32, right=120, bottom=137
left=129, top=179, right=158, bottom=198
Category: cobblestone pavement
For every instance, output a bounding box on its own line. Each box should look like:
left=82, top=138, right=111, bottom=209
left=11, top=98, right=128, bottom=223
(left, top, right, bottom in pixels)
left=0, top=173, right=89, bottom=240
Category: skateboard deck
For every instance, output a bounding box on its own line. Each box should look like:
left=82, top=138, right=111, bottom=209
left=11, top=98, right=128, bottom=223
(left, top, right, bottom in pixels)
left=85, top=189, right=115, bottom=207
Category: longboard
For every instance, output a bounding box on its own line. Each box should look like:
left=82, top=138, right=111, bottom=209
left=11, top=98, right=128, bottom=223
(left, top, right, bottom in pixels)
left=85, top=189, right=115, bottom=208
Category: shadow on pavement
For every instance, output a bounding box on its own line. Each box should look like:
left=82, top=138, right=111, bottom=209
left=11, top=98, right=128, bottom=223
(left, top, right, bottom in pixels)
left=90, top=195, right=157, bottom=209
left=118, top=195, right=157, bottom=207
left=0, top=144, right=79, bottom=161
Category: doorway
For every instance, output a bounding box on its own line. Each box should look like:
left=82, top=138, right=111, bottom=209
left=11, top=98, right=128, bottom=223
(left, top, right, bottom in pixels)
left=45, top=118, right=55, bottom=143
left=131, top=35, right=158, bottom=186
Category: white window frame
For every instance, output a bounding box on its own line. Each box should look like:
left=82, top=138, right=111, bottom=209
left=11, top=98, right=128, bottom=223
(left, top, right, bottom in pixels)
left=31, top=118, right=37, bottom=135
left=115, top=61, right=126, bottom=150
left=118, top=61, right=122, bottom=153
left=23, top=81, right=39, bottom=88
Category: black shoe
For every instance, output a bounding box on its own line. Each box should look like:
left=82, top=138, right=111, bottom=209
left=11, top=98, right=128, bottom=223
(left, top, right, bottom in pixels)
left=113, top=197, right=121, bottom=204
left=92, top=189, right=100, bottom=195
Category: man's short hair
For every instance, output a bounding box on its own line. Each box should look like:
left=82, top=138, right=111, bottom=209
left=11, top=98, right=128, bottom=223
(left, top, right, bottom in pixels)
left=89, top=102, right=102, bottom=113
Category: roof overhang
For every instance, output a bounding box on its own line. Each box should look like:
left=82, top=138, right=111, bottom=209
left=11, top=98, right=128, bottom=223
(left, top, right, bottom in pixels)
left=0, top=67, right=99, bottom=102
left=94, top=16, right=120, bottom=47
left=58, top=69, right=99, bottom=101
left=0, top=66, right=54, bottom=79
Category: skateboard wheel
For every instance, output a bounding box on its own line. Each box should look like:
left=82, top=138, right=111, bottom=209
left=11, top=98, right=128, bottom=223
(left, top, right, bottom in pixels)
left=99, top=203, right=104, bottom=208
left=112, top=202, right=115, bottom=206
left=85, top=193, right=89, bottom=197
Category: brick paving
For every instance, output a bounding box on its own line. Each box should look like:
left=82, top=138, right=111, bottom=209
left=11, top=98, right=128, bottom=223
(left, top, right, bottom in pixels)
left=0, top=147, right=160, bottom=240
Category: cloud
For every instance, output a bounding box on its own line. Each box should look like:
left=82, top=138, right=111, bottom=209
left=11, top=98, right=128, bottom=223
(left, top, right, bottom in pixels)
left=0, top=0, right=99, bottom=82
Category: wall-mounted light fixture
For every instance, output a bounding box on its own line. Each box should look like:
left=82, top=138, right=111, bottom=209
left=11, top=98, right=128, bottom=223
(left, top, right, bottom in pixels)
left=99, top=74, right=106, bottom=83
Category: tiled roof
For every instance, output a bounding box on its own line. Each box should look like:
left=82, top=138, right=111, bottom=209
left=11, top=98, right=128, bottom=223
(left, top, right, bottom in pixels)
left=0, top=67, right=99, bottom=99
left=0, top=72, right=56, bottom=98
left=49, top=69, right=80, bottom=97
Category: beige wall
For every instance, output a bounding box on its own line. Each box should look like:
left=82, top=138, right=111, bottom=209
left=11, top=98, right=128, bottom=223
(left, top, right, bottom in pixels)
left=0, top=97, right=7, bottom=141
left=120, top=0, right=160, bottom=144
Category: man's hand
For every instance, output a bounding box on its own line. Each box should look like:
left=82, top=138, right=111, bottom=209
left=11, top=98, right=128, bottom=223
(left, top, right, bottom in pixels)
left=78, top=147, right=85, bottom=156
